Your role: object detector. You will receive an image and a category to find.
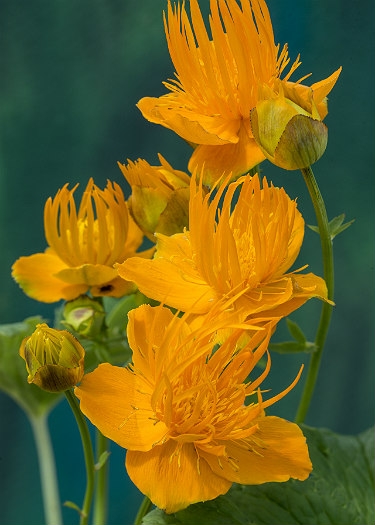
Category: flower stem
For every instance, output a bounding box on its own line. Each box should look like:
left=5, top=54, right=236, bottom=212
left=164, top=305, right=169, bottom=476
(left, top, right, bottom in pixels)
left=295, top=166, right=334, bottom=423
left=93, top=430, right=109, bottom=525
left=134, top=496, right=153, bottom=525
left=30, top=413, right=63, bottom=525
left=65, top=389, right=95, bottom=525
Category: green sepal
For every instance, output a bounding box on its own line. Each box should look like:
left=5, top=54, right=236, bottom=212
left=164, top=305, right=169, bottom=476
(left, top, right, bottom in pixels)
left=0, top=316, right=62, bottom=417
left=269, top=318, right=316, bottom=354
left=308, top=213, right=355, bottom=240
left=142, top=425, right=375, bottom=525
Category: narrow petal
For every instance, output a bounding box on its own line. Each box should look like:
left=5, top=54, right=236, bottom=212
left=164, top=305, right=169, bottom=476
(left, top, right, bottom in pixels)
left=75, top=363, right=168, bottom=452
left=11, top=251, right=87, bottom=302
left=126, top=441, right=231, bottom=514
left=199, top=416, right=312, bottom=484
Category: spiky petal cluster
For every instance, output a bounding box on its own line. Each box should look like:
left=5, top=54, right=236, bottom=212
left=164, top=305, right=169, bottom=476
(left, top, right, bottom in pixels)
left=137, top=0, right=341, bottom=184
left=117, top=174, right=329, bottom=327
left=12, top=178, right=153, bottom=302
left=75, top=304, right=312, bottom=513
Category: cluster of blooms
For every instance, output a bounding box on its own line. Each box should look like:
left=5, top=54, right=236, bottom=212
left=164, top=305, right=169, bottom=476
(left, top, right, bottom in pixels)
left=13, top=0, right=340, bottom=514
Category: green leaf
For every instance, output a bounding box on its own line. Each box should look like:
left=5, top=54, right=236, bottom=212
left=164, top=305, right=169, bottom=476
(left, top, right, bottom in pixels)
left=142, top=425, right=375, bottom=525
left=269, top=318, right=316, bottom=354
left=308, top=213, right=354, bottom=240
left=0, top=317, right=62, bottom=417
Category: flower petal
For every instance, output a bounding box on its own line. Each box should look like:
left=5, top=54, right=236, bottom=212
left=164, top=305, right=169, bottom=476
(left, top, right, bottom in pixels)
left=75, top=363, right=168, bottom=452
left=126, top=440, right=231, bottom=514
left=188, top=124, right=266, bottom=186
left=199, top=416, right=312, bottom=484
left=11, top=251, right=88, bottom=302
left=117, top=233, right=216, bottom=314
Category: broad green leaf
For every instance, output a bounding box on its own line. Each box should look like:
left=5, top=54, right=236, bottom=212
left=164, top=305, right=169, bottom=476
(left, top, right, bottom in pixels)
left=142, top=425, right=375, bottom=525
left=308, top=213, right=354, bottom=240
left=0, top=317, right=62, bottom=417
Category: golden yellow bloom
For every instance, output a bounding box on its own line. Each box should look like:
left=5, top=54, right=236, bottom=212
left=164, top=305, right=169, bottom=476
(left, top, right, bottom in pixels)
left=75, top=304, right=312, bottom=513
left=12, top=178, right=153, bottom=303
left=137, top=0, right=341, bottom=186
left=118, top=154, right=191, bottom=239
left=20, top=323, right=85, bottom=392
left=117, top=174, right=330, bottom=327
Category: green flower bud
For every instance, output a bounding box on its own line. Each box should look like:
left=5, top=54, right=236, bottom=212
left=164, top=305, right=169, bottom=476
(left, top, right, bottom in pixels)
left=19, top=323, right=85, bottom=392
left=250, top=95, right=328, bottom=170
left=62, top=295, right=106, bottom=337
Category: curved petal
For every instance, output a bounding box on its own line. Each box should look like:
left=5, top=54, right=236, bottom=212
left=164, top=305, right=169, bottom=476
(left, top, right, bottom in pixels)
left=55, top=264, right=118, bottom=286
left=137, top=96, right=239, bottom=145
left=12, top=251, right=88, bottom=302
left=199, top=416, right=312, bottom=484
left=126, top=440, right=231, bottom=514
left=75, top=363, right=168, bottom=452
left=188, top=124, right=266, bottom=186
left=117, top=233, right=216, bottom=314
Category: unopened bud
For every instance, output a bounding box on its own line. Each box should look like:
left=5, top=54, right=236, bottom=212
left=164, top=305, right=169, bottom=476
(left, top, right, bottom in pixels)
left=19, top=323, right=85, bottom=392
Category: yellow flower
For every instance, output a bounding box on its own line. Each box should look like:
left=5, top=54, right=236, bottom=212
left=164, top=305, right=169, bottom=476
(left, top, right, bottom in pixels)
left=20, top=323, right=85, bottom=392
left=137, top=0, right=341, bottom=186
left=118, top=154, right=191, bottom=239
left=117, top=174, right=330, bottom=327
left=12, top=178, right=153, bottom=303
left=75, top=304, right=312, bottom=513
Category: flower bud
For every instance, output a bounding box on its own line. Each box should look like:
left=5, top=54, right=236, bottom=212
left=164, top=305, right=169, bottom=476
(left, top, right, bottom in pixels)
left=62, top=295, right=106, bottom=337
left=118, top=155, right=190, bottom=239
left=19, top=323, right=85, bottom=392
left=250, top=94, right=328, bottom=170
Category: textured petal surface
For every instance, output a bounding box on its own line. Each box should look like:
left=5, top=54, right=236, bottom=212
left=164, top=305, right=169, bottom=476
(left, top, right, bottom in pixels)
left=199, top=416, right=312, bottom=484
left=126, top=441, right=231, bottom=514
left=75, top=363, right=168, bottom=452
left=11, top=251, right=88, bottom=302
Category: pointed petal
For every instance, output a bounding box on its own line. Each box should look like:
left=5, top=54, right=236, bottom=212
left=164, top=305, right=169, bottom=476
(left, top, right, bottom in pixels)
left=12, top=251, right=87, bottom=302
left=75, top=363, right=168, bottom=452
left=126, top=440, right=231, bottom=514
left=199, top=416, right=312, bottom=484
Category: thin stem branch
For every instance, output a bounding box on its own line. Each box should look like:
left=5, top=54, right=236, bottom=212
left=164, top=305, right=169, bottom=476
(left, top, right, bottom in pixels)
left=30, top=414, right=63, bottom=525
left=93, top=430, right=110, bottom=525
left=295, top=166, right=334, bottom=423
left=65, top=389, right=95, bottom=525
left=134, top=496, right=153, bottom=525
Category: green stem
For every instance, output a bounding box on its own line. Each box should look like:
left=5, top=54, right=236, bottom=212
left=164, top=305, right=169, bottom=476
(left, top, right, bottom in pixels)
left=295, top=166, right=334, bottom=423
left=134, top=496, right=153, bottom=525
left=65, top=390, right=95, bottom=525
left=30, top=414, right=63, bottom=525
left=93, top=431, right=109, bottom=525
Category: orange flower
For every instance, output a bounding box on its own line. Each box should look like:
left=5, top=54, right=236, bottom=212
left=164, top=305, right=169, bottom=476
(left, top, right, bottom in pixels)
left=118, top=154, right=191, bottom=239
left=117, top=174, right=330, bottom=328
left=12, top=179, right=153, bottom=303
left=75, top=304, right=312, bottom=513
left=137, top=0, right=341, bottom=185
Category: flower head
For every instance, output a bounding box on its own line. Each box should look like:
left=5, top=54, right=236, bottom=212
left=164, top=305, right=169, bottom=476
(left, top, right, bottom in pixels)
left=20, top=323, right=85, bottom=392
left=75, top=304, right=312, bottom=513
left=12, top=178, right=153, bottom=302
left=137, top=0, right=341, bottom=185
left=117, top=174, right=330, bottom=328
left=118, top=154, right=191, bottom=239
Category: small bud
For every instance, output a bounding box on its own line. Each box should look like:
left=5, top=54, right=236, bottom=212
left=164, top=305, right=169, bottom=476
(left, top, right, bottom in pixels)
left=251, top=94, right=328, bottom=170
left=118, top=155, right=191, bottom=239
left=62, top=295, right=106, bottom=337
left=19, top=323, right=85, bottom=392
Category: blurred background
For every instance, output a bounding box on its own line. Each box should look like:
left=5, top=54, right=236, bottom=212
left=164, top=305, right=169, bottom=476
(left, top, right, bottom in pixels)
left=0, top=0, right=374, bottom=524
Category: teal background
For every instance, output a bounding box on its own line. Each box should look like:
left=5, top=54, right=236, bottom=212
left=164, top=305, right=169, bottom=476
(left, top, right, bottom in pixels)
left=0, top=1, right=374, bottom=524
